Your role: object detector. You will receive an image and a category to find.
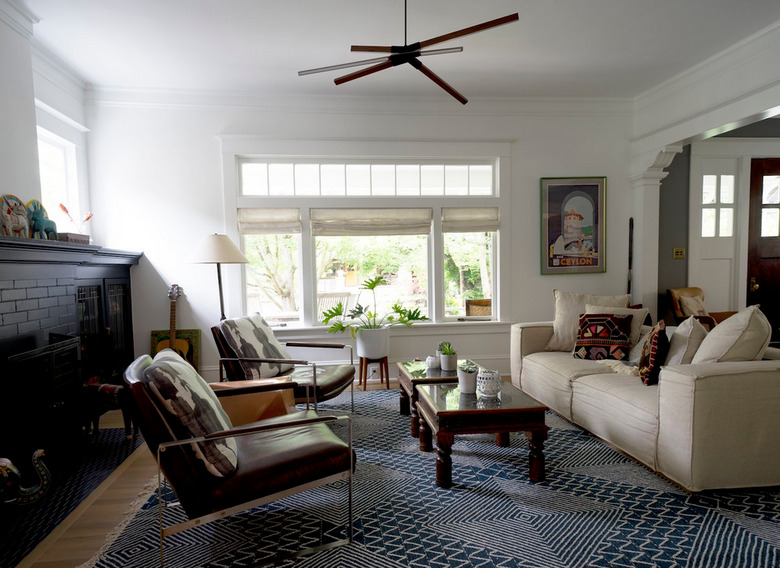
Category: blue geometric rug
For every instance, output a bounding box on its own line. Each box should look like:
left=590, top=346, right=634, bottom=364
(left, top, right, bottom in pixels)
left=87, top=389, right=780, bottom=568
left=0, top=428, right=144, bottom=568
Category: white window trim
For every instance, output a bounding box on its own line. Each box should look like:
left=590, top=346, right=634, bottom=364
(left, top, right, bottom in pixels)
left=219, top=137, right=511, bottom=327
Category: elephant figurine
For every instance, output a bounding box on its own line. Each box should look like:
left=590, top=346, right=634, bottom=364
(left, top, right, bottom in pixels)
left=29, top=203, right=58, bottom=240
left=0, top=449, right=51, bottom=505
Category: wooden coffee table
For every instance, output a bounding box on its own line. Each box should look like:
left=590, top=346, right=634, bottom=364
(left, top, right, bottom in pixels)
left=415, top=382, right=549, bottom=488
left=397, top=360, right=479, bottom=438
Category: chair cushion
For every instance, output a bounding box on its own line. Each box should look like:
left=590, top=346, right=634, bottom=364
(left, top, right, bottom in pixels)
left=143, top=350, right=238, bottom=477
left=665, top=316, right=708, bottom=365
left=691, top=305, right=771, bottom=363
left=680, top=294, right=709, bottom=317
left=573, top=313, right=633, bottom=361
left=218, top=313, right=294, bottom=379
left=545, top=290, right=631, bottom=351
left=290, top=364, right=355, bottom=401
left=638, top=322, right=669, bottom=386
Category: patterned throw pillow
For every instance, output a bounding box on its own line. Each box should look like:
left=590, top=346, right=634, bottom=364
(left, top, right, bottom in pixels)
left=143, top=350, right=238, bottom=477
left=218, top=313, right=295, bottom=379
left=573, top=313, right=633, bottom=361
left=638, top=322, right=670, bottom=386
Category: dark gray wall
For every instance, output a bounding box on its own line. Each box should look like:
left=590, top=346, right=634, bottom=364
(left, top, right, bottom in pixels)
left=657, top=146, right=691, bottom=323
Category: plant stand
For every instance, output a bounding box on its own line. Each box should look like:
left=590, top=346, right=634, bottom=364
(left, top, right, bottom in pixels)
left=359, top=356, right=390, bottom=390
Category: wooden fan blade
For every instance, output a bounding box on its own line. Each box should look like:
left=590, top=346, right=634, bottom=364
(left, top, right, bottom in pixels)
left=419, top=13, right=519, bottom=49
left=351, top=45, right=393, bottom=53
left=299, top=55, right=391, bottom=76
left=413, top=61, right=468, bottom=105
left=334, top=59, right=394, bottom=85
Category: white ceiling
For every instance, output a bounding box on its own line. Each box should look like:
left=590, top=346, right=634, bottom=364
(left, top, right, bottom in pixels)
left=25, top=0, right=780, bottom=101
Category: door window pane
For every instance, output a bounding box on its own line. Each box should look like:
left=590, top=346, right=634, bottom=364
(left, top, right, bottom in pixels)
left=244, top=234, right=301, bottom=325
left=443, top=232, right=494, bottom=318
left=763, top=176, right=780, bottom=204
left=720, top=175, right=735, bottom=204
left=761, top=208, right=780, bottom=237
left=315, top=234, right=428, bottom=322
left=702, top=175, right=717, bottom=204
left=701, top=208, right=716, bottom=237
left=719, top=208, right=733, bottom=237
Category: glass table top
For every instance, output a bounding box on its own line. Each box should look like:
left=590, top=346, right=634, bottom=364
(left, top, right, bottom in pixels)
left=417, top=382, right=545, bottom=413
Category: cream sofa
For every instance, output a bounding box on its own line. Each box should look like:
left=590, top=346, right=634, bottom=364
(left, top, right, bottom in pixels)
left=510, top=309, right=780, bottom=492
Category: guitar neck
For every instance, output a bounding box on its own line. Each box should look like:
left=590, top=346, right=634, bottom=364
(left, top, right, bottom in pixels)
left=169, top=301, right=176, bottom=340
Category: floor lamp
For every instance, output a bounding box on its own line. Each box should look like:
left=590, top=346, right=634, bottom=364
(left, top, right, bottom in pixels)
left=190, top=233, right=248, bottom=320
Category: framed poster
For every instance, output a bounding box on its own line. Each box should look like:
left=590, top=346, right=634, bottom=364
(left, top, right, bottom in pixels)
left=150, top=328, right=201, bottom=372
left=541, top=177, right=606, bottom=275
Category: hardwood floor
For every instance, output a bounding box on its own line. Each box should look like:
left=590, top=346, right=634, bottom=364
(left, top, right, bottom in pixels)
left=20, top=377, right=396, bottom=567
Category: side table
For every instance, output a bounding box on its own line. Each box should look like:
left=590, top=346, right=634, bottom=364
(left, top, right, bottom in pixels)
left=359, top=356, right=390, bottom=390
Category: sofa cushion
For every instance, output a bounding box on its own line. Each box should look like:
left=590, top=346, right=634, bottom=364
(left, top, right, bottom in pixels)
left=691, top=305, right=771, bottom=363
left=143, top=350, right=238, bottom=478
left=521, top=352, right=617, bottom=420
left=665, top=316, right=708, bottom=365
left=573, top=313, right=633, bottom=361
left=638, top=322, right=669, bottom=386
left=545, top=290, right=631, bottom=352
left=585, top=304, right=649, bottom=347
left=218, top=313, right=294, bottom=379
left=571, top=374, right=659, bottom=468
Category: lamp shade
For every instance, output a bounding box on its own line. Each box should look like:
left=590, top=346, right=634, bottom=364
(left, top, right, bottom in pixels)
left=189, top=233, right=248, bottom=264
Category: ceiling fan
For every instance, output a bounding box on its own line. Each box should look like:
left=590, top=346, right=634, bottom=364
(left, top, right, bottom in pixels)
left=298, top=2, right=519, bottom=105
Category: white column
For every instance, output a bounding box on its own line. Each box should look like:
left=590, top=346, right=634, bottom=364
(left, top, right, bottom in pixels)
left=629, top=146, right=682, bottom=321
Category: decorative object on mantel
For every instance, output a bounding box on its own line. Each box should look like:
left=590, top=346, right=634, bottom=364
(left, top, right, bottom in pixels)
left=26, top=200, right=57, bottom=240
left=189, top=233, right=249, bottom=320
left=57, top=203, right=92, bottom=243
left=1, top=194, right=30, bottom=238
left=298, top=1, right=519, bottom=105
left=322, top=275, right=428, bottom=358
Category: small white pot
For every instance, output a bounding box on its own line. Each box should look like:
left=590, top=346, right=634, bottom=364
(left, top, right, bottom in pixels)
left=457, top=368, right=477, bottom=394
left=477, top=369, right=502, bottom=398
left=440, top=353, right=458, bottom=372
left=426, top=355, right=440, bottom=369
left=356, top=327, right=390, bottom=359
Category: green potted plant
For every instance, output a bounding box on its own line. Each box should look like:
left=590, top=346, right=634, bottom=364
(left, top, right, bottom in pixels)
left=322, top=275, right=428, bottom=358
left=457, top=359, right=478, bottom=394
left=438, top=341, right=457, bottom=372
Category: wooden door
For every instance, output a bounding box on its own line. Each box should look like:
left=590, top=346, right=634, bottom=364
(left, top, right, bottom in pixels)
left=748, top=158, right=780, bottom=344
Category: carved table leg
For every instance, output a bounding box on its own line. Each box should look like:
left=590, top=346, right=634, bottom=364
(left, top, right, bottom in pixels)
left=399, top=388, right=410, bottom=416
left=528, top=430, right=546, bottom=483
left=410, top=391, right=421, bottom=438
left=496, top=432, right=509, bottom=447
left=419, top=416, right=432, bottom=452
left=436, top=433, right=454, bottom=488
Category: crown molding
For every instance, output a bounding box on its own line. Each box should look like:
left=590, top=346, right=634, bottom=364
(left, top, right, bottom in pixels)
left=0, top=0, right=38, bottom=39
left=31, top=40, right=88, bottom=102
left=84, top=86, right=632, bottom=118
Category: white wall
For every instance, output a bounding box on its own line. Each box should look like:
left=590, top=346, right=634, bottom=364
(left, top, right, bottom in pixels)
left=84, top=95, right=634, bottom=379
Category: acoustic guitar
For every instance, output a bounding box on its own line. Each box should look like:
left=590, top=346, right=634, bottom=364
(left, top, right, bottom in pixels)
left=156, top=284, right=190, bottom=359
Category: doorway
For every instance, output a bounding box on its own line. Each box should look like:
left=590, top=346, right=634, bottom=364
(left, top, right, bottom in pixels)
left=748, top=158, right=780, bottom=344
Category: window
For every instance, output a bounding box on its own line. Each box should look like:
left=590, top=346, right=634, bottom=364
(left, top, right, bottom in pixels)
left=37, top=128, right=80, bottom=230
left=233, top=155, right=503, bottom=327
left=701, top=174, right=734, bottom=237
left=760, top=175, right=780, bottom=237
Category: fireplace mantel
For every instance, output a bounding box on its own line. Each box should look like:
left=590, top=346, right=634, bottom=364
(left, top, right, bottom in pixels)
left=0, top=235, right=141, bottom=266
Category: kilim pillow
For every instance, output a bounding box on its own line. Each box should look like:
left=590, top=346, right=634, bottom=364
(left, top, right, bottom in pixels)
left=143, top=349, right=238, bottom=477
left=572, top=313, right=633, bottom=361
left=638, top=322, right=670, bottom=386
left=217, top=313, right=294, bottom=379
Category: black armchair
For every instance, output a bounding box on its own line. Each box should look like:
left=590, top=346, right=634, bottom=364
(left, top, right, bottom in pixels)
left=124, top=350, right=354, bottom=567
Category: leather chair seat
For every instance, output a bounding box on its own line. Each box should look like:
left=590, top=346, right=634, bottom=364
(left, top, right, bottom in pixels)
left=290, top=364, right=355, bottom=403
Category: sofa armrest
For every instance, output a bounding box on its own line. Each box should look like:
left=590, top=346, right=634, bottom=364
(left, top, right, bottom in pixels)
left=656, top=361, right=780, bottom=491
left=510, top=321, right=553, bottom=388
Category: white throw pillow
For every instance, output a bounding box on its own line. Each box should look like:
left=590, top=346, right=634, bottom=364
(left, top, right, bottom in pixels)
left=585, top=304, right=649, bottom=347
left=665, top=316, right=708, bottom=365
left=691, top=305, right=771, bottom=363
left=545, top=290, right=631, bottom=352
